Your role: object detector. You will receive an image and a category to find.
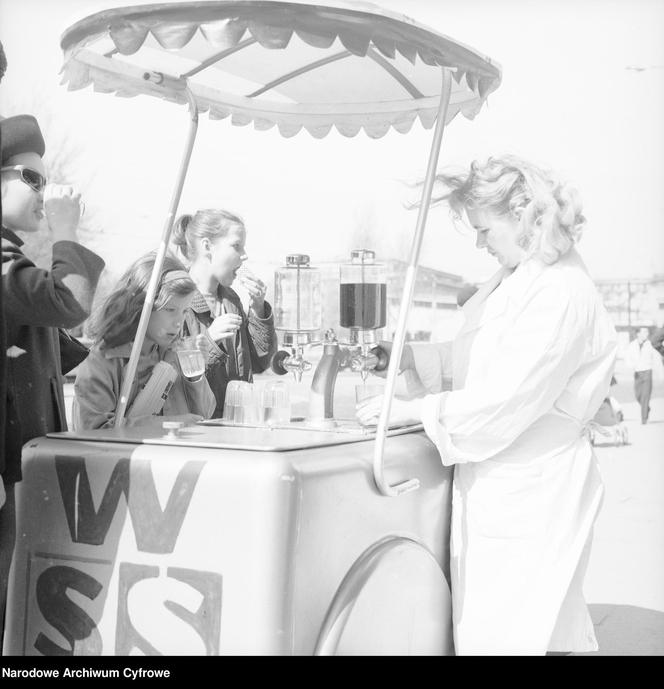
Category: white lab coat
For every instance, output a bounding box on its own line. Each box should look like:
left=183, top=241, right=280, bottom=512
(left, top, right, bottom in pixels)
left=408, top=248, right=617, bottom=655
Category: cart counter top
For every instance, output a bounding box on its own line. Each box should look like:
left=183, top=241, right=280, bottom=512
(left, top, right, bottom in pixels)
left=46, top=420, right=423, bottom=452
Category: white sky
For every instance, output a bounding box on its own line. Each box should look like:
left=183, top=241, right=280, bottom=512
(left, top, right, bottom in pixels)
left=1, top=0, right=663, bottom=283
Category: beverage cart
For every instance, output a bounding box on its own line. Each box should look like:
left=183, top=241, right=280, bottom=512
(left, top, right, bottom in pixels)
left=3, top=0, right=501, bottom=655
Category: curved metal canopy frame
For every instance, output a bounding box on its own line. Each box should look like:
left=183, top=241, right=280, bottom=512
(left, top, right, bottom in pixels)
left=60, top=0, right=501, bottom=138
left=60, top=1, right=501, bottom=497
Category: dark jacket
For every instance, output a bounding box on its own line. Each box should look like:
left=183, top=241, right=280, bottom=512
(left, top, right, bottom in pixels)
left=1, top=227, right=104, bottom=484
left=0, top=260, right=6, bottom=484
left=183, top=285, right=277, bottom=418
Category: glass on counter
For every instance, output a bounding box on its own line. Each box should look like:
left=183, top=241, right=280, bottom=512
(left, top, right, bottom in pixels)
left=223, top=380, right=257, bottom=424
left=260, top=381, right=291, bottom=425
left=222, top=380, right=291, bottom=427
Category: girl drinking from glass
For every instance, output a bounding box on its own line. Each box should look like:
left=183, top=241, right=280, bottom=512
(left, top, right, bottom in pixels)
left=73, top=253, right=215, bottom=430
left=171, top=209, right=277, bottom=417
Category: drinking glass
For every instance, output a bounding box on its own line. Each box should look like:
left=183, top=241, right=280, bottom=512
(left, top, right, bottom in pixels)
left=223, top=380, right=257, bottom=424
left=355, top=383, right=385, bottom=404
left=175, top=336, right=206, bottom=381
left=260, top=381, right=290, bottom=426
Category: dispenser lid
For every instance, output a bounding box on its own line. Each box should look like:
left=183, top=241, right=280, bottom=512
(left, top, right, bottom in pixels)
left=286, top=253, right=311, bottom=266
left=350, top=248, right=376, bottom=263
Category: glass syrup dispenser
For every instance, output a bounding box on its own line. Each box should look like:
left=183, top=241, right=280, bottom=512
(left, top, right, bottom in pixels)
left=309, top=249, right=388, bottom=426
left=271, top=254, right=321, bottom=382
left=340, top=249, right=387, bottom=349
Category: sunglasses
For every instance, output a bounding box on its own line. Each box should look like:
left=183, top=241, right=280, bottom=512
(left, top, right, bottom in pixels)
left=0, top=165, right=47, bottom=193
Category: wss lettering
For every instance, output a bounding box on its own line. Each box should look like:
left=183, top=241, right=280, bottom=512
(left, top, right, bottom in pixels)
left=55, top=456, right=205, bottom=552
left=28, top=455, right=222, bottom=655
left=34, top=566, right=102, bottom=656
left=32, top=562, right=222, bottom=656
left=115, top=563, right=222, bottom=655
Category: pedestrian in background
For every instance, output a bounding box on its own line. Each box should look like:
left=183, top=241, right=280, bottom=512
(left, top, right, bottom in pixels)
left=625, top=326, right=659, bottom=424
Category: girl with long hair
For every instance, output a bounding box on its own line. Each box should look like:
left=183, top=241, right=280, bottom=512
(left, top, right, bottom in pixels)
left=73, top=252, right=215, bottom=430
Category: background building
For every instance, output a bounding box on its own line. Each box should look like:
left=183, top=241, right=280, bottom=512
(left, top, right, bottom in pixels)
left=385, top=260, right=470, bottom=343
left=595, top=275, right=664, bottom=361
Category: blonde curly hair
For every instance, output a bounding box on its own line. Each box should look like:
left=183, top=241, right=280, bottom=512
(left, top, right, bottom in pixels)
left=430, top=155, right=586, bottom=265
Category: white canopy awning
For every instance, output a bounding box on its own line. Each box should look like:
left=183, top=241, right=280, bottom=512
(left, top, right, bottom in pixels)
left=60, top=0, right=502, bottom=138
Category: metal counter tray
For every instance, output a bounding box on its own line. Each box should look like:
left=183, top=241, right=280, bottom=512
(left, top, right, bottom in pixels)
left=46, top=420, right=424, bottom=452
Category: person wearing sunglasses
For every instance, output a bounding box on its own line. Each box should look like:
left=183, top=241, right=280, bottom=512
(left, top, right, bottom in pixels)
left=0, top=114, right=105, bottom=640
left=0, top=164, right=46, bottom=192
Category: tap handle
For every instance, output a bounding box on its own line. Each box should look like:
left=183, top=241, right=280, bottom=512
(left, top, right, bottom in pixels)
left=370, top=345, right=389, bottom=373
left=271, top=349, right=290, bottom=376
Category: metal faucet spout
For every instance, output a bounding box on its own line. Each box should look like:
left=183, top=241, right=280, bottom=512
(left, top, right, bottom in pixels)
left=309, top=341, right=343, bottom=421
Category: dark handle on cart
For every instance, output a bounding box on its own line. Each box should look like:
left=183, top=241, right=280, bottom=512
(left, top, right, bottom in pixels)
left=370, top=345, right=389, bottom=373
left=271, top=349, right=290, bottom=376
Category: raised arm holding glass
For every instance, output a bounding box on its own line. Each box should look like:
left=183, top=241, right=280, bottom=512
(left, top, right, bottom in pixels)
left=1, top=114, right=105, bottom=639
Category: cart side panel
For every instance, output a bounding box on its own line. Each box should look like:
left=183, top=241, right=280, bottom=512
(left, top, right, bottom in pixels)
left=4, top=438, right=297, bottom=656
left=287, top=431, right=453, bottom=654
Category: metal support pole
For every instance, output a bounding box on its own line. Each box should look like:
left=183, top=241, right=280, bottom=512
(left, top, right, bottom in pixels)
left=372, top=69, right=452, bottom=497
left=114, top=83, right=199, bottom=427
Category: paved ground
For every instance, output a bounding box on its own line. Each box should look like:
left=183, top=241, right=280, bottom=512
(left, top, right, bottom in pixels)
left=579, top=378, right=664, bottom=655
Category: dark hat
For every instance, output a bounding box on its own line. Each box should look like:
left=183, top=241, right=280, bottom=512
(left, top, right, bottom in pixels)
left=0, top=114, right=45, bottom=165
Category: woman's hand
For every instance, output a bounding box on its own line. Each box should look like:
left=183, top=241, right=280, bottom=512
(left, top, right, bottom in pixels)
left=207, top=313, right=242, bottom=342
left=355, top=395, right=423, bottom=427
left=371, top=341, right=415, bottom=379
left=44, top=184, right=83, bottom=240
left=237, top=271, right=267, bottom=318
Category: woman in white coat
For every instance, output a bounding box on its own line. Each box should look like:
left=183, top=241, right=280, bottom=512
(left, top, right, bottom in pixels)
left=357, top=155, right=617, bottom=655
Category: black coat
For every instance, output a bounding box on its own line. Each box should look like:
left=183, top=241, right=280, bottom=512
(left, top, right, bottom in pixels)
left=0, top=261, right=6, bottom=487
left=1, top=227, right=104, bottom=484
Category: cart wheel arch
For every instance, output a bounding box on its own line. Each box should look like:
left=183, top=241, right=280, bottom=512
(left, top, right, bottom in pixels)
left=314, top=535, right=453, bottom=656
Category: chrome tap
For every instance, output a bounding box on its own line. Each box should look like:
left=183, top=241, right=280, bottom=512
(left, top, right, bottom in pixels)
left=350, top=343, right=388, bottom=382
left=347, top=328, right=388, bottom=382
left=272, top=343, right=312, bottom=383
left=309, top=328, right=387, bottom=423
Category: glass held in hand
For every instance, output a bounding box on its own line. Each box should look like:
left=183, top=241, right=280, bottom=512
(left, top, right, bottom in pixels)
left=355, top=383, right=385, bottom=405
left=235, top=263, right=256, bottom=283
left=174, top=336, right=206, bottom=381
left=235, top=265, right=267, bottom=300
